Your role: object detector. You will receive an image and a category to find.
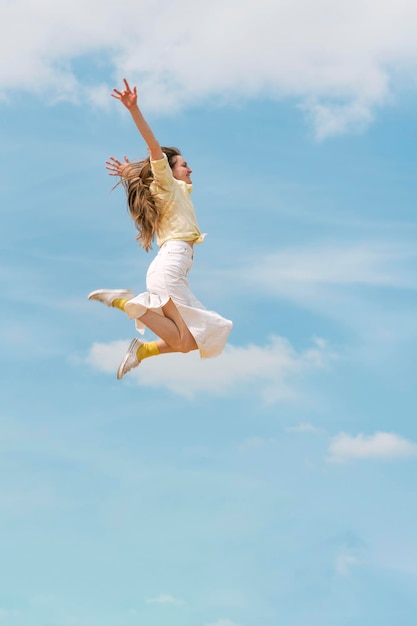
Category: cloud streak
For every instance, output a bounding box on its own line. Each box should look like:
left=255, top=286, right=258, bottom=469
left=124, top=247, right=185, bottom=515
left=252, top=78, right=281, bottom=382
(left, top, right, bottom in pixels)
left=286, top=422, right=323, bottom=434
left=145, top=594, right=184, bottom=606
left=246, top=241, right=417, bottom=291
left=240, top=239, right=417, bottom=342
left=335, top=551, right=363, bottom=576
left=2, top=0, right=417, bottom=136
left=327, top=431, right=417, bottom=463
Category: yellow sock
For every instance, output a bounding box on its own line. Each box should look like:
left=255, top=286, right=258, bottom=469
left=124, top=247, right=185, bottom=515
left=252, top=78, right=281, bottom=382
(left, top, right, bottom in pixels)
left=137, top=341, right=160, bottom=361
left=112, top=298, right=128, bottom=311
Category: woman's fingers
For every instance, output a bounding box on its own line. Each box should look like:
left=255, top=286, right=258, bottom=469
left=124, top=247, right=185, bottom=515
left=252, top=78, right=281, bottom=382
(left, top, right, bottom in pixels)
left=111, top=88, right=127, bottom=99
left=105, top=156, right=120, bottom=175
left=105, top=155, right=130, bottom=177
left=111, top=80, right=136, bottom=106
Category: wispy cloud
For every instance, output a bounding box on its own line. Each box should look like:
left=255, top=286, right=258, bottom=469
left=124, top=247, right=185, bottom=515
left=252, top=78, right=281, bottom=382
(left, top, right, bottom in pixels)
left=239, top=436, right=277, bottom=451
left=0, top=609, right=21, bottom=621
left=241, top=240, right=417, bottom=342
left=335, top=551, right=363, bottom=576
left=246, top=242, right=417, bottom=291
left=86, top=335, right=332, bottom=403
left=286, top=422, right=323, bottom=434
left=301, top=98, right=374, bottom=141
left=2, top=0, right=417, bottom=137
left=145, top=594, right=184, bottom=606
left=327, top=432, right=417, bottom=463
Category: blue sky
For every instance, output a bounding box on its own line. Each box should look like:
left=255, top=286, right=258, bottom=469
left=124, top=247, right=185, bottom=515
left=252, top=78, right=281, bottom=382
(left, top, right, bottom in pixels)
left=1, top=1, right=417, bottom=625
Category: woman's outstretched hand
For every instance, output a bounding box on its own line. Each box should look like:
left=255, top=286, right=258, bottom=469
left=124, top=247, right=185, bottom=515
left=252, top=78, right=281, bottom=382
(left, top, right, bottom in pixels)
left=111, top=78, right=137, bottom=110
left=111, top=77, right=163, bottom=162
left=106, top=155, right=131, bottom=177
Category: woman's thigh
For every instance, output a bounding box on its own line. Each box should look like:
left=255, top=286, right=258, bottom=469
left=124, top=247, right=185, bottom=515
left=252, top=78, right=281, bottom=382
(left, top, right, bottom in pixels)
left=161, top=298, right=197, bottom=348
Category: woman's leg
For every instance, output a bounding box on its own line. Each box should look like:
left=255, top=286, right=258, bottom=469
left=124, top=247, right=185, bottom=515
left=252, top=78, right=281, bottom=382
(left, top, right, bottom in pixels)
left=139, top=298, right=198, bottom=354
left=117, top=299, right=198, bottom=379
left=89, top=290, right=196, bottom=353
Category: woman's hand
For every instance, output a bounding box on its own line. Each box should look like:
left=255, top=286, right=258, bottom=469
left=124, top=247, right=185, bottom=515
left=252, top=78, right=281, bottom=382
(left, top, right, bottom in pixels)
left=111, top=78, right=137, bottom=110
left=105, top=155, right=131, bottom=177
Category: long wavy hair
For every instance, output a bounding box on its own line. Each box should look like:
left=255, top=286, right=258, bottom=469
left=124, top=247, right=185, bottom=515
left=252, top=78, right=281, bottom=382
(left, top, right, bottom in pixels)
left=119, top=146, right=181, bottom=252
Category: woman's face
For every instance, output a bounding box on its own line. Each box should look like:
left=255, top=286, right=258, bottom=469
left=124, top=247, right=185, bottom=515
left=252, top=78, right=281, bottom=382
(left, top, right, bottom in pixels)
left=171, top=155, right=192, bottom=184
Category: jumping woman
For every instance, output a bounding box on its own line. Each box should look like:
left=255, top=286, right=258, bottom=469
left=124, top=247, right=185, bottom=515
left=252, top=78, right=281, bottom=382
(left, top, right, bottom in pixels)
left=88, top=78, right=233, bottom=380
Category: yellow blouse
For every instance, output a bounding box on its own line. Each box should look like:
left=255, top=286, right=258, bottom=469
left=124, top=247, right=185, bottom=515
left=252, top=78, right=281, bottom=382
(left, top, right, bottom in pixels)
left=150, top=153, right=206, bottom=247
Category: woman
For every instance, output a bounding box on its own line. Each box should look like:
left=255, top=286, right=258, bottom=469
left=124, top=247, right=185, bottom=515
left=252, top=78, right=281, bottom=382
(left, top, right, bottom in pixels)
left=89, top=79, right=233, bottom=380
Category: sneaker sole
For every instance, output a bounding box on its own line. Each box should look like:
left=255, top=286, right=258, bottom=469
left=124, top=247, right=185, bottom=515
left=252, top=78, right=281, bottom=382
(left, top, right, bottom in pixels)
left=117, top=338, right=142, bottom=380
left=88, top=289, right=134, bottom=305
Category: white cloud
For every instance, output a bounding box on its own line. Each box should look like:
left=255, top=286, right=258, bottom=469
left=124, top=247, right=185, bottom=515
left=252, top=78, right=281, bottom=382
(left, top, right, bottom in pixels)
left=85, top=339, right=128, bottom=373
left=2, top=0, right=417, bottom=136
left=327, top=432, right=417, bottom=463
left=86, top=335, right=332, bottom=402
left=145, top=594, right=184, bottom=606
left=301, top=98, right=375, bottom=141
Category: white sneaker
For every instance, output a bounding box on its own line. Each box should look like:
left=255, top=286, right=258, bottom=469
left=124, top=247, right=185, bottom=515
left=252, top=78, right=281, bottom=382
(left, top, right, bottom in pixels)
left=117, top=338, right=143, bottom=380
left=88, top=289, right=134, bottom=307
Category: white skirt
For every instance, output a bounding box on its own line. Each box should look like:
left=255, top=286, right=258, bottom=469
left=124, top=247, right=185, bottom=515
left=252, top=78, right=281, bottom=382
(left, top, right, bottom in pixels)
left=124, top=240, right=233, bottom=359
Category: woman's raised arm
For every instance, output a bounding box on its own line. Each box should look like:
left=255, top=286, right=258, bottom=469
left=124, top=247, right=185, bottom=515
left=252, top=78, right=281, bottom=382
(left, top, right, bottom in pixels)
left=112, top=78, right=164, bottom=162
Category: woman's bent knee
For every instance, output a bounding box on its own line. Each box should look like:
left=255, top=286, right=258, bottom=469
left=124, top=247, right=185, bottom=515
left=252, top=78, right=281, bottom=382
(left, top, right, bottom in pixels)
left=179, top=336, right=197, bottom=353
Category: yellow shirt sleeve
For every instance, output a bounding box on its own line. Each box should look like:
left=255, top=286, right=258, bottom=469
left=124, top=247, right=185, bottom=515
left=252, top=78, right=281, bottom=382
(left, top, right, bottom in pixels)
left=150, top=153, right=175, bottom=192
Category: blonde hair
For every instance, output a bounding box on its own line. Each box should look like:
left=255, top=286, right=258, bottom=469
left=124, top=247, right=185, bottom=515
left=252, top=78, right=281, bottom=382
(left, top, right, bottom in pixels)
left=119, top=147, right=181, bottom=252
